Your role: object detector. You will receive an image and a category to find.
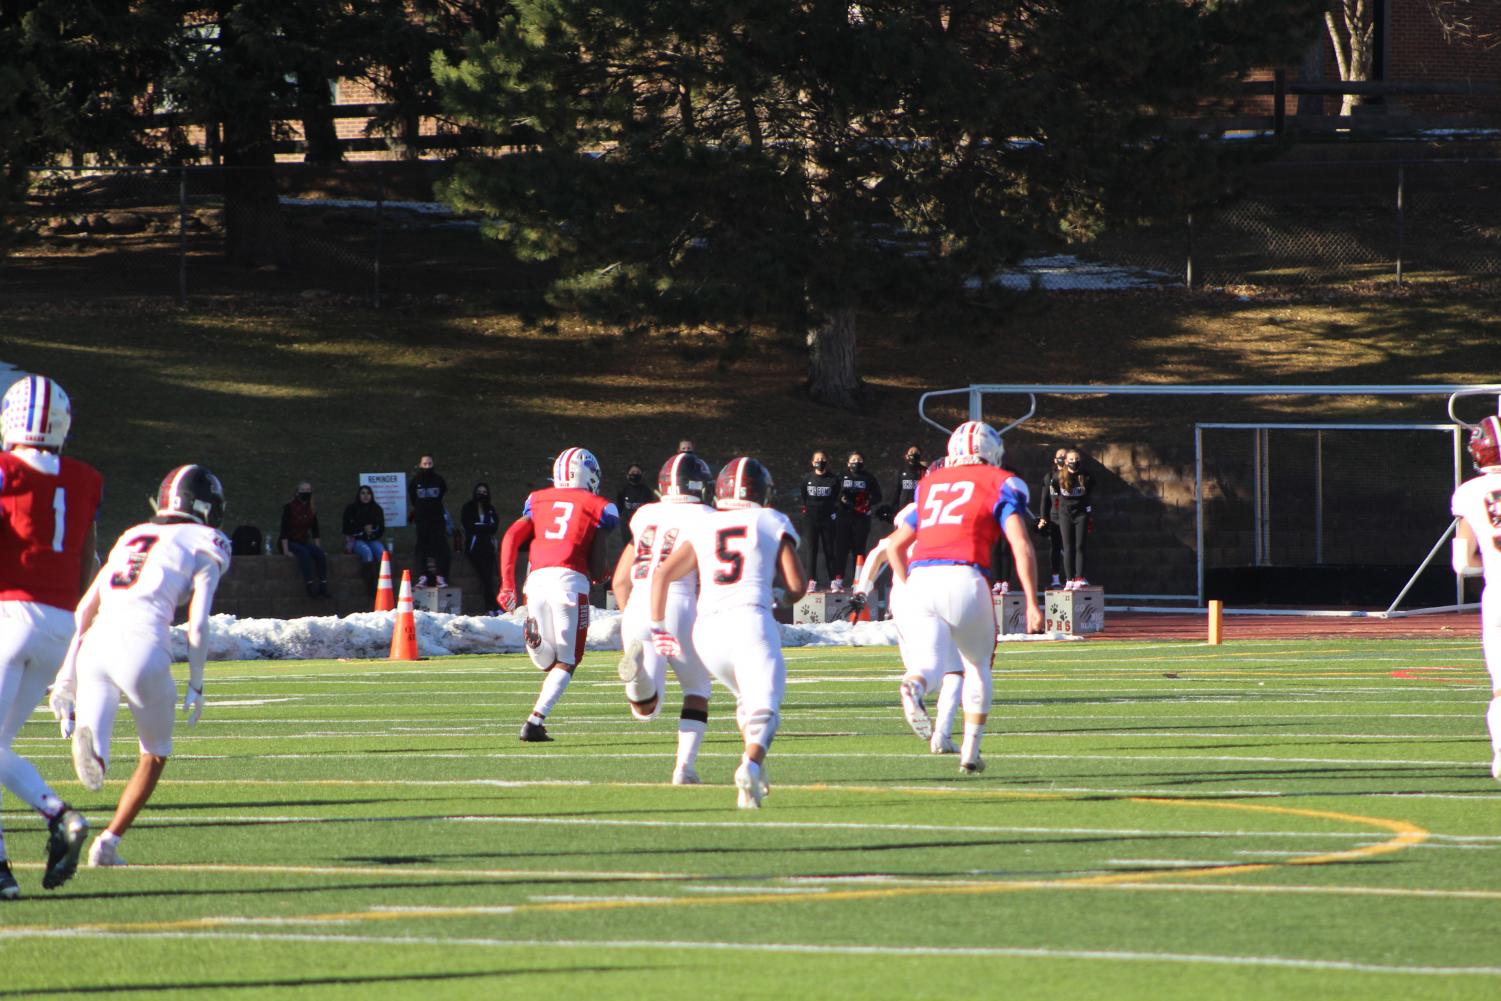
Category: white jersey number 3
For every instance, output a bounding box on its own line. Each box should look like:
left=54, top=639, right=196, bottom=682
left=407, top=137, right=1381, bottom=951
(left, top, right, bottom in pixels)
left=920, top=481, right=974, bottom=528
left=542, top=501, right=576, bottom=540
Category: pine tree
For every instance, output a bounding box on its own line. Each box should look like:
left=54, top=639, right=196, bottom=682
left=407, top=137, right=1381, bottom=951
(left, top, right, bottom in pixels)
left=434, top=0, right=1318, bottom=407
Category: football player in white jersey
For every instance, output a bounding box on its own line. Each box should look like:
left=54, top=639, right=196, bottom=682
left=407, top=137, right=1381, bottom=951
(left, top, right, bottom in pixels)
left=852, top=477, right=965, bottom=755
left=649, top=458, right=806, bottom=809
left=611, top=452, right=717, bottom=784
left=1450, top=415, right=1501, bottom=782
left=49, top=465, right=230, bottom=867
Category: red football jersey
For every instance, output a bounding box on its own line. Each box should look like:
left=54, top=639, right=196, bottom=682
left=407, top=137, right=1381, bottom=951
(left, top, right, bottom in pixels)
left=0, top=451, right=104, bottom=610
left=500, top=487, right=620, bottom=586
left=904, top=464, right=1030, bottom=571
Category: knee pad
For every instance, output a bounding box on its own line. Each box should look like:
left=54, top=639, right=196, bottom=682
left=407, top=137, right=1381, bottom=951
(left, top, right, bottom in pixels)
left=743, top=707, right=780, bottom=751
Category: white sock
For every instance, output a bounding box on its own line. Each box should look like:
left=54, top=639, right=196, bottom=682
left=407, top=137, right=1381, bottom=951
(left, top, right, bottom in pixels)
left=677, top=718, right=707, bottom=768
left=99, top=830, right=121, bottom=848
left=1488, top=697, right=1501, bottom=754
left=624, top=668, right=656, bottom=705
left=935, top=673, right=963, bottom=741
left=526, top=633, right=558, bottom=670
left=530, top=668, right=573, bottom=720
left=961, top=720, right=985, bottom=760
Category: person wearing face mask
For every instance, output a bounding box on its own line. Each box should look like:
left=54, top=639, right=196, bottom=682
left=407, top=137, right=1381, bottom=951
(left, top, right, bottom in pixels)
left=408, top=454, right=450, bottom=588
left=797, top=451, right=840, bottom=590
left=616, top=464, right=655, bottom=545
left=1055, top=449, right=1094, bottom=589
left=1036, top=448, right=1069, bottom=589
left=890, top=445, right=927, bottom=516
left=342, top=485, right=387, bottom=597
left=461, top=482, right=501, bottom=613
left=279, top=481, right=329, bottom=597
left=834, top=451, right=882, bottom=590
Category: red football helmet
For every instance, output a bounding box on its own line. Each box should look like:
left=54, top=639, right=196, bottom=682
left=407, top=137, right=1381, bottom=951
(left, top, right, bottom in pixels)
left=715, top=457, right=774, bottom=509
left=1469, top=416, right=1501, bottom=472
left=658, top=452, right=713, bottom=503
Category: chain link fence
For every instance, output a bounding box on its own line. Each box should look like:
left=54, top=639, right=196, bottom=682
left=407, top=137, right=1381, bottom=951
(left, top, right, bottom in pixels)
left=2, top=160, right=1500, bottom=302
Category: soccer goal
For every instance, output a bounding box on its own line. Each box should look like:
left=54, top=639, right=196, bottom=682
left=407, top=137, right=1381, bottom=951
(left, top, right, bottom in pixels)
left=916, top=383, right=1501, bottom=616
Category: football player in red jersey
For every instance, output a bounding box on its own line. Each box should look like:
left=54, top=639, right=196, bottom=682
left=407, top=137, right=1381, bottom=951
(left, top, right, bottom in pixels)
left=498, top=447, right=619, bottom=742
left=887, top=421, right=1043, bottom=775
left=0, top=376, right=100, bottom=897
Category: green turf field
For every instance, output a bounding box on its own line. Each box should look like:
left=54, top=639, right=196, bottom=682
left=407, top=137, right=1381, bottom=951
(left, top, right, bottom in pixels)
left=3, top=637, right=1499, bottom=1000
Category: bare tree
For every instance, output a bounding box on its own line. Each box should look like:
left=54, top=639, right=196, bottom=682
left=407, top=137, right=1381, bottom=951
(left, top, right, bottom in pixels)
left=1325, top=0, right=1375, bottom=115
left=1425, top=0, right=1501, bottom=49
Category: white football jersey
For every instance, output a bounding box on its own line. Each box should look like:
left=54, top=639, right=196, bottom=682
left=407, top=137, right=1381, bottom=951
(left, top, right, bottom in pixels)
left=625, top=501, right=714, bottom=608
left=687, top=506, right=799, bottom=615
left=1452, top=472, right=1501, bottom=586
left=92, top=520, right=231, bottom=636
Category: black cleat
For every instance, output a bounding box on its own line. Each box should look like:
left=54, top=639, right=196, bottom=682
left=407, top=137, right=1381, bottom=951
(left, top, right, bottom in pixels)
left=42, top=808, right=88, bottom=890
left=0, top=861, right=19, bottom=900
left=519, top=721, right=554, bottom=743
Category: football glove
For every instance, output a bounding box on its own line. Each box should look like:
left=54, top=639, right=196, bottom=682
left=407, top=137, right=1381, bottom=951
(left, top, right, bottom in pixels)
left=182, top=684, right=205, bottom=726
left=496, top=588, right=518, bottom=613
left=848, top=590, right=867, bottom=613
left=48, top=685, right=75, bottom=739
left=650, top=622, right=682, bottom=659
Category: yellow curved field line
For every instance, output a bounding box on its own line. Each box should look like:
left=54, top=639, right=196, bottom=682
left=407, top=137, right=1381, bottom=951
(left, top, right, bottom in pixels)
left=22, top=791, right=1428, bottom=935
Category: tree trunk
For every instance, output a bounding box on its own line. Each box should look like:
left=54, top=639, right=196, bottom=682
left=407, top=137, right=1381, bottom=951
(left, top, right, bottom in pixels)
left=221, top=110, right=290, bottom=268
left=297, top=71, right=344, bottom=165
left=1325, top=1, right=1374, bottom=116
left=806, top=307, right=862, bottom=408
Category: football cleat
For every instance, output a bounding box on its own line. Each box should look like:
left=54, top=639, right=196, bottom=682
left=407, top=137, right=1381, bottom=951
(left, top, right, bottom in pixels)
left=1, top=375, right=71, bottom=450
left=552, top=447, right=602, bottom=494
left=42, top=808, right=88, bottom=889
left=1468, top=416, right=1501, bottom=472
left=946, top=420, right=1004, bottom=467
left=0, top=861, right=18, bottom=900
left=72, top=727, right=105, bottom=793
left=715, top=457, right=774, bottom=509
left=959, top=753, right=987, bottom=775
left=152, top=465, right=226, bottom=528
left=734, top=760, right=765, bottom=809
left=930, top=731, right=958, bottom=755
left=658, top=452, right=714, bottom=504
left=519, top=721, right=554, bottom=743
left=87, top=838, right=126, bottom=868
left=899, top=679, right=932, bottom=740
left=672, top=764, right=701, bottom=785
left=617, top=638, right=645, bottom=683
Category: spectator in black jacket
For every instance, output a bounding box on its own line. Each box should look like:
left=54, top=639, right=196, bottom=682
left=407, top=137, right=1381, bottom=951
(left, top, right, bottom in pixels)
left=342, top=485, right=386, bottom=596
left=408, top=454, right=450, bottom=587
left=797, top=451, right=839, bottom=590
left=890, top=445, right=926, bottom=514
left=834, top=451, right=881, bottom=588
left=1035, top=448, right=1068, bottom=589
left=1055, top=449, right=1095, bottom=589
left=615, top=463, right=655, bottom=544
left=461, top=482, right=501, bottom=612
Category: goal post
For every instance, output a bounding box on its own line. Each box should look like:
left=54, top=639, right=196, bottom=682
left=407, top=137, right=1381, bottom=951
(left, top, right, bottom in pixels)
left=916, top=383, right=1501, bottom=616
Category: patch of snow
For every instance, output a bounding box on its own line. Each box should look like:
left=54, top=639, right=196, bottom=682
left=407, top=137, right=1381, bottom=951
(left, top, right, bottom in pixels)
left=278, top=196, right=459, bottom=216
left=171, top=608, right=1077, bottom=661
left=975, top=254, right=1180, bottom=291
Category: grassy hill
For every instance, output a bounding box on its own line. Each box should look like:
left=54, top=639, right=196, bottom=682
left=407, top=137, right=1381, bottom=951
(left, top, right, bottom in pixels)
left=3, top=285, right=1497, bottom=556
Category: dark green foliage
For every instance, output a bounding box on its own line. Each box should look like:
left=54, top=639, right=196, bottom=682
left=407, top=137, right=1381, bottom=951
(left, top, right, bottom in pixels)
left=433, top=0, right=1319, bottom=406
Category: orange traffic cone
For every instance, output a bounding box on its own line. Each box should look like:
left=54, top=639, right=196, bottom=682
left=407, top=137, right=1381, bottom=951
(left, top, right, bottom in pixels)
left=373, top=550, right=395, bottom=612
left=389, top=570, right=419, bottom=660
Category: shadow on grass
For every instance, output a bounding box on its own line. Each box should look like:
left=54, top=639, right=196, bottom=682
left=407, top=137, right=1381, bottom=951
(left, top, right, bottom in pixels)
left=0, top=966, right=640, bottom=997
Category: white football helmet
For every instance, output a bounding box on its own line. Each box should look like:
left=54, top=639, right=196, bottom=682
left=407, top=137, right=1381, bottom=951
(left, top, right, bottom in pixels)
left=552, top=447, right=602, bottom=493
left=946, top=420, right=1004, bottom=467
left=1, top=375, right=72, bottom=451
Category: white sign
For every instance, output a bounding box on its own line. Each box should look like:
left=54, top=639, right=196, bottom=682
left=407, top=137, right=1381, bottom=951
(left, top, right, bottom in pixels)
left=360, top=472, right=408, bottom=528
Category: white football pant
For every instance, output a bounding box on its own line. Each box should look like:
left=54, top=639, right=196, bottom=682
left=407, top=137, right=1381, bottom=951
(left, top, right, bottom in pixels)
left=523, top=567, right=590, bottom=668
left=74, top=626, right=178, bottom=763
left=693, top=607, right=785, bottom=751
left=621, top=595, right=711, bottom=700
left=901, top=564, right=998, bottom=715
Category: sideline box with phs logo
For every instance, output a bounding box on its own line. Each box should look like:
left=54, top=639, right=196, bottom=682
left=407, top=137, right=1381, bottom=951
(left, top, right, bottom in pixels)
left=1045, top=587, right=1104, bottom=635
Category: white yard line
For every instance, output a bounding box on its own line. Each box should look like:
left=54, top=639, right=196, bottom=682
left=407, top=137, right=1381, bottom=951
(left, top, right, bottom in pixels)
left=0, top=930, right=1497, bottom=977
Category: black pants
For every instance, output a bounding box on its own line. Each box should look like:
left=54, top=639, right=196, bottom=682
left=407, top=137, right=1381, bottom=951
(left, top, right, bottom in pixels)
left=1060, top=513, right=1088, bottom=581
left=415, top=525, right=451, bottom=579
left=468, top=538, right=499, bottom=610
left=800, top=516, right=837, bottom=585
left=989, top=537, right=1014, bottom=587
left=1044, top=522, right=1064, bottom=581
left=834, top=514, right=872, bottom=583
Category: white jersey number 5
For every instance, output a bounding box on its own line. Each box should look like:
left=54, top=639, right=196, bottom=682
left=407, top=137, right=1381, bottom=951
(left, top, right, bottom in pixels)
left=920, top=481, right=974, bottom=528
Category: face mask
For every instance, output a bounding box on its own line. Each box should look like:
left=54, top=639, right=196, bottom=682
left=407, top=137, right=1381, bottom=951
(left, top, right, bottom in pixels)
left=906, top=454, right=920, bottom=465
left=478, top=492, right=489, bottom=500
left=1065, top=461, right=1078, bottom=470
left=813, top=462, right=827, bottom=471
left=628, top=473, right=643, bottom=484
left=297, top=492, right=312, bottom=502
left=849, top=463, right=863, bottom=474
